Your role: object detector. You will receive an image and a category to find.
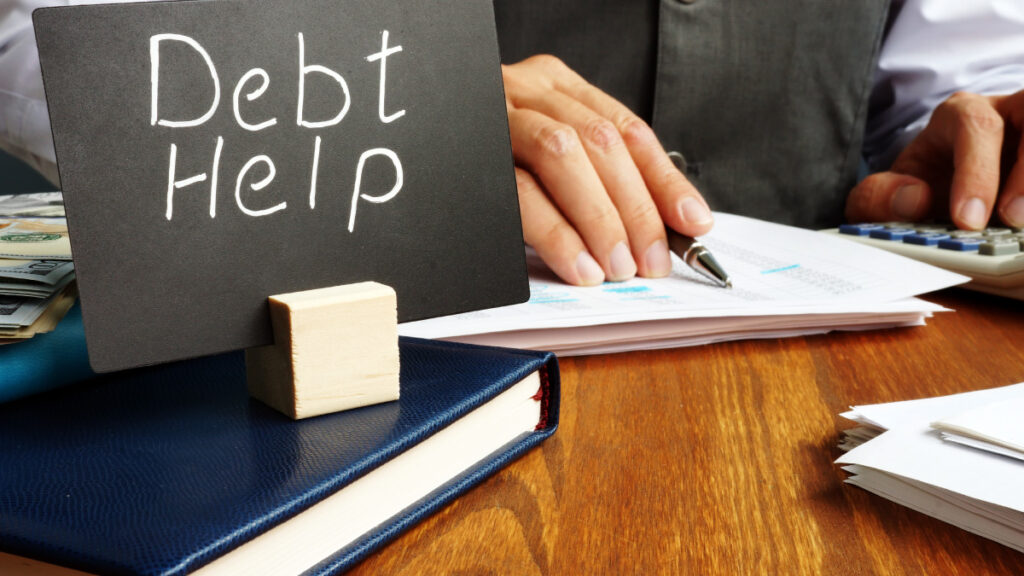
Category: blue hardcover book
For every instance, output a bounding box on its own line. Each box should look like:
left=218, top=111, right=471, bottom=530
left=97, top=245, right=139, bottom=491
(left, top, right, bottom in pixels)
left=0, top=338, right=559, bottom=575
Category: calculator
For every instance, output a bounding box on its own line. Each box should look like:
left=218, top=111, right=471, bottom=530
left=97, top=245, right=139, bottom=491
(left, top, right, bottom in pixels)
left=821, top=223, right=1024, bottom=300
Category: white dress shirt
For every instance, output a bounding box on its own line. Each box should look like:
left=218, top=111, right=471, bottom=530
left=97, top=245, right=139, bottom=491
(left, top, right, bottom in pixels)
left=864, top=0, right=1024, bottom=171
left=4, top=0, right=1024, bottom=184
left=0, top=0, right=139, bottom=184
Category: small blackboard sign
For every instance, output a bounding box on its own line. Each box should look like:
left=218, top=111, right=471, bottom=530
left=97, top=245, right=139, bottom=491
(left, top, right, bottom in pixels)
left=34, top=0, right=527, bottom=372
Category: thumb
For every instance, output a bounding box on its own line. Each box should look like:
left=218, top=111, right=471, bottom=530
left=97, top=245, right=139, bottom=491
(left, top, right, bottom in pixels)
left=845, top=171, right=933, bottom=223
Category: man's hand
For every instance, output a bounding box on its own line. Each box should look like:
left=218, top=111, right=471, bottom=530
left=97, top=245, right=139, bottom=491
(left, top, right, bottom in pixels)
left=503, top=55, right=714, bottom=286
left=847, top=90, right=1024, bottom=229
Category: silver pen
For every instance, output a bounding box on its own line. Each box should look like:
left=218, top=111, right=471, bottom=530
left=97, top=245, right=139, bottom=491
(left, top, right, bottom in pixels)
left=664, top=150, right=731, bottom=288
left=666, top=228, right=732, bottom=288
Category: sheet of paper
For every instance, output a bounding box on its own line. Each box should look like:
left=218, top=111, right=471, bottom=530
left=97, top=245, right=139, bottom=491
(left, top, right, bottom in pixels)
left=841, top=466, right=1024, bottom=552
left=838, top=383, right=1024, bottom=514
left=838, top=425, right=1024, bottom=513
left=842, top=382, right=1024, bottom=430
left=439, top=298, right=945, bottom=355
left=938, top=434, right=1024, bottom=462
left=400, top=213, right=967, bottom=343
left=933, top=396, right=1024, bottom=455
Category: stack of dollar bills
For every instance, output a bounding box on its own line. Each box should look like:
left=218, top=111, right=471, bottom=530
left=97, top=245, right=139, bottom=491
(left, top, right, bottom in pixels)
left=0, top=193, right=76, bottom=344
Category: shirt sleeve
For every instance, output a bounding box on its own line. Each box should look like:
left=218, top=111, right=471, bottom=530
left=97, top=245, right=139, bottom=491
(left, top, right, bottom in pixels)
left=0, top=0, right=157, bottom=187
left=864, top=0, right=1024, bottom=171
left=0, top=0, right=61, bottom=185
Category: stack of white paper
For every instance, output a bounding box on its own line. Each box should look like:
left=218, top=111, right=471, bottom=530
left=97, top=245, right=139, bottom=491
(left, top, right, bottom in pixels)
left=932, top=397, right=1024, bottom=462
left=400, top=213, right=968, bottom=355
left=837, top=383, right=1024, bottom=552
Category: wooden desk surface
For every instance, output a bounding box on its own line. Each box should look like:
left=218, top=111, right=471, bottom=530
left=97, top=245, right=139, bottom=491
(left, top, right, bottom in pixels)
left=351, top=288, right=1024, bottom=575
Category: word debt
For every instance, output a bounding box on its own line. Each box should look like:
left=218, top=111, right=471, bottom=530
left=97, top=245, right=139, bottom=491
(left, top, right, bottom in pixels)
left=150, top=30, right=405, bottom=130
left=151, top=30, right=406, bottom=231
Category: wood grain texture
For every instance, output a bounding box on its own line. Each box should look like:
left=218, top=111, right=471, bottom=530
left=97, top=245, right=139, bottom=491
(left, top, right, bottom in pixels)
left=348, top=288, right=1024, bottom=575
left=246, top=282, right=400, bottom=419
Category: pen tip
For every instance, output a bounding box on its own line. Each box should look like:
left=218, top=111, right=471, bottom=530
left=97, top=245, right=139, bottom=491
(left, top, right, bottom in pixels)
left=724, top=280, right=733, bottom=289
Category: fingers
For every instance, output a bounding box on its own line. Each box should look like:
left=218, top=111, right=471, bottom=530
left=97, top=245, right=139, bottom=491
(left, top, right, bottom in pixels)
left=892, top=92, right=1004, bottom=230
left=845, top=172, right=933, bottom=223
left=997, top=129, right=1024, bottom=227
left=511, top=85, right=671, bottom=278
left=507, top=106, right=637, bottom=281
left=995, top=92, right=1024, bottom=227
left=550, top=64, right=714, bottom=238
left=504, top=55, right=714, bottom=284
left=515, top=167, right=605, bottom=286
left=624, top=124, right=714, bottom=237
left=945, top=94, right=1004, bottom=229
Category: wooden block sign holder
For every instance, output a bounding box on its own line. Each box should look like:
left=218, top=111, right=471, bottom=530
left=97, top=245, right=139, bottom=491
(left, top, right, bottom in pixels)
left=245, top=282, right=400, bottom=419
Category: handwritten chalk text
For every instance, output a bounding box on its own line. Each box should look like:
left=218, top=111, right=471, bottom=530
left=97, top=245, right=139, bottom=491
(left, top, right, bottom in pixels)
left=153, top=30, right=405, bottom=229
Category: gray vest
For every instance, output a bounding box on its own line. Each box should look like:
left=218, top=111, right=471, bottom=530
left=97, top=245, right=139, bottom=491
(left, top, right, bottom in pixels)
left=495, top=0, right=891, bottom=229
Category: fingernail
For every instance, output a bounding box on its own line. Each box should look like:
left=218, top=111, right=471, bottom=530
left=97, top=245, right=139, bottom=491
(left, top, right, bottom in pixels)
left=608, top=241, right=637, bottom=281
left=957, top=197, right=987, bottom=229
left=892, top=183, right=925, bottom=219
left=1002, top=197, right=1024, bottom=226
left=643, top=240, right=672, bottom=277
left=679, top=197, right=713, bottom=226
left=575, top=251, right=605, bottom=286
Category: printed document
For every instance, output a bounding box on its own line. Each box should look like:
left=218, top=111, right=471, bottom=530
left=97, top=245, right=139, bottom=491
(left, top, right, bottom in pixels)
left=400, top=213, right=968, bottom=354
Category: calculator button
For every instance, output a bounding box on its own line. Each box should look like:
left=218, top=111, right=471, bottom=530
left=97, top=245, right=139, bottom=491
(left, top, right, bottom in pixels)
left=950, top=230, right=983, bottom=239
left=983, top=228, right=1012, bottom=237
left=870, top=227, right=915, bottom=241
left=839, top=223, right=884, bottom=236
left=938, top=237, right=983, bottom=251
left=904, top=232, right=950, bottom=246
left=915, top=225, right=952, bottom=234
left=979, top=238, right=1021, bottom=256
left=882, top=222, right=914, bottom=229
